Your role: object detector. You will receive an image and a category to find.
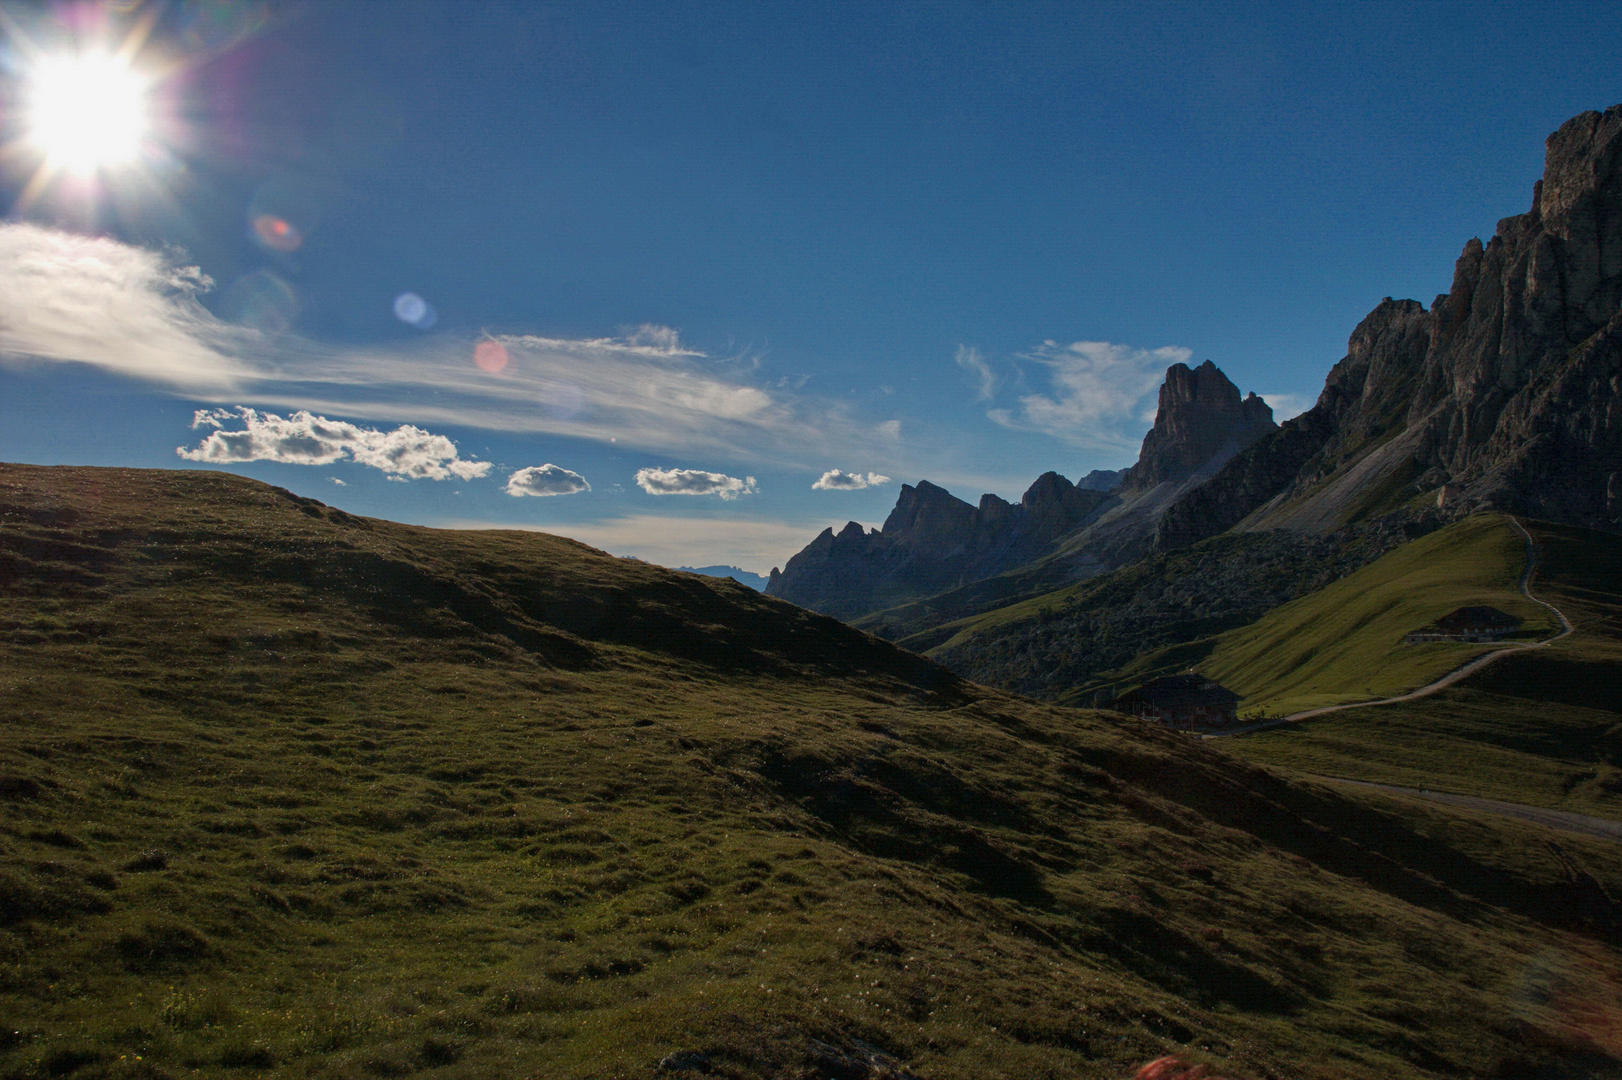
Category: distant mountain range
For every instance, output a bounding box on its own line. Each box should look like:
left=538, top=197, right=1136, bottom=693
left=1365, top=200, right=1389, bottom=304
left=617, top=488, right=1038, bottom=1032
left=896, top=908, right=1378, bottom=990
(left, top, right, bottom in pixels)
left=676, top=565, right=768, bottom=590
left=767, top=103, right=1622, bottom=700
left=766, top=358, right=1280, bottom=617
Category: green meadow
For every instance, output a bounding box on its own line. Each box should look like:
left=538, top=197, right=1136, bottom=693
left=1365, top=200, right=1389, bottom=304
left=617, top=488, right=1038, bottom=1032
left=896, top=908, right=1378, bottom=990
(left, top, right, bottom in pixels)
left=1220, top=520, right=1622, bottom=819
left=2, top=466, right=1621, bottom=1080
left=1198, top=514, right=1553, bottom=716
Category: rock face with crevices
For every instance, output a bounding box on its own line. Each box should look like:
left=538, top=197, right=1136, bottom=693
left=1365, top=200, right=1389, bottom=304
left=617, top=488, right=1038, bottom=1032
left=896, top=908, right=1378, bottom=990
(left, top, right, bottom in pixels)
left=1157, top=103, right=1622, bottom=549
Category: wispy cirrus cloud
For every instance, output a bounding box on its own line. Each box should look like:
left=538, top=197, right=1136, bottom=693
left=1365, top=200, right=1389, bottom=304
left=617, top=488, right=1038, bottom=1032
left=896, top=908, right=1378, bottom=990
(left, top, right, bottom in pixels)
left=177, top=407, right=491, bottom=481
left=984, top=339, right=1192, bottom=452
left=634, top=467, right=757, bottom=500
left=954, top=344, right=995, bottom=401
left=811, top=469, right=890, bottom=491
left=0, top=223, right=901, bottom=469
left=505, top=464, right=591, bottom=497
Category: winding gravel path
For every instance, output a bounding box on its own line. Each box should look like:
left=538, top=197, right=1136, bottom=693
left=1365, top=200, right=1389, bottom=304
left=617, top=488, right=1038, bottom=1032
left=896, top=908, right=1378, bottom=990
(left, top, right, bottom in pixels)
left=1207, top=516, right=1574, bottom=739
left=1320, top=777, right=1622, bottom=843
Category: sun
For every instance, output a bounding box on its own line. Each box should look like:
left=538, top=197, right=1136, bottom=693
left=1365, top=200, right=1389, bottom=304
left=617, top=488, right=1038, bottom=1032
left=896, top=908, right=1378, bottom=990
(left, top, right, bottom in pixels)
left=26, top=51, right=151, bottom=175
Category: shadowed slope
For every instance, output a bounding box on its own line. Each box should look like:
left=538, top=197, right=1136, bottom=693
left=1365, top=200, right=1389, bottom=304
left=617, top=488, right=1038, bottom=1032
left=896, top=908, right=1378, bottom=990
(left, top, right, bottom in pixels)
left=2, top=464, right=1620, bottom=1080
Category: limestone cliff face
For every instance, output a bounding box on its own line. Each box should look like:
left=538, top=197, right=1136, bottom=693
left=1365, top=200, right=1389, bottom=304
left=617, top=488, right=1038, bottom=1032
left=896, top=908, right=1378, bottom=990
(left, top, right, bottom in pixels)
left=764, top=473, right=1108, bottom=620
left=1158, top=104, right=1622, bottom=547
left=1123, top=361, right=1276, bottom=490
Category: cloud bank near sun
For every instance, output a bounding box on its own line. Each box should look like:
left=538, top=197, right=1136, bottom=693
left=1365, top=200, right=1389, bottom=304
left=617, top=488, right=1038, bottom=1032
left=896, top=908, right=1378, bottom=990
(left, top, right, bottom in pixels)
left=0, top=223, right=897, bottom=468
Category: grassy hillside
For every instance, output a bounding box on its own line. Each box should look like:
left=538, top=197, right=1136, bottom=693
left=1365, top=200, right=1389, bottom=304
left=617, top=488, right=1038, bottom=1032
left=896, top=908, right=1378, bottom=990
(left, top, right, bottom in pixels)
left=903, top=525, right=1415, bottom=705
left=1198, top=514, right=1552, bottom=716
left=1220, top=520, right=1622, bottom=819
left=2, top=466, right=1621, bottom=1080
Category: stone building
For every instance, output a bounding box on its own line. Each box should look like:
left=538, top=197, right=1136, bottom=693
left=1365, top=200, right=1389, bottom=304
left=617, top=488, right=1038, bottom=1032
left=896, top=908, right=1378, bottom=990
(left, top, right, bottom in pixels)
left=1403, top=606, right=1522, bottom=644
left=1113, top=673, right=1240, bottom=729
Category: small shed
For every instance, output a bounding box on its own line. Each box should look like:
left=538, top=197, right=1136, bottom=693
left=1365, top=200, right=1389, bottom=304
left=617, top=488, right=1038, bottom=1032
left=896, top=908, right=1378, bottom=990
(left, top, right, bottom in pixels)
left=1403, top=606, right=1522, bottom=644
left=1114, top=673, right=1240, bottom=729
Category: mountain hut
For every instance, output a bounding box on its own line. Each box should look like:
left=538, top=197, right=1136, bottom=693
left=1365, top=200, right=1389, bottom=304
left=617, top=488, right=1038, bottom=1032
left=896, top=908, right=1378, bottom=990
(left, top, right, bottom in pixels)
left=1403, top=606, right=1522, bottom=644
left=1113, top=673, right=1240, bottom=729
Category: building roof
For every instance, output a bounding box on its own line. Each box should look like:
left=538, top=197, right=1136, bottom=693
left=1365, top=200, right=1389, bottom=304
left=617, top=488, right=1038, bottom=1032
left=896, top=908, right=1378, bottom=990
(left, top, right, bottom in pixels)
left=1430, top=606, right=1521, bottom=632
left=1116, top=673, right=1239, bottom=710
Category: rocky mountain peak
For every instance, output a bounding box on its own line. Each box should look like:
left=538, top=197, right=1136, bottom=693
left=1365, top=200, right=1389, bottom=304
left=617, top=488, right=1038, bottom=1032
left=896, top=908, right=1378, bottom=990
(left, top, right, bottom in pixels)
left=1155, top=103, right=1622, bottom=546
left=1123, top=360, right=1277, bottom=490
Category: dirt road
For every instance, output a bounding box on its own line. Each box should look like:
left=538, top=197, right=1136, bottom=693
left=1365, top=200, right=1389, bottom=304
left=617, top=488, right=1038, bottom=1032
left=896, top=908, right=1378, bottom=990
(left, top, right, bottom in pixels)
left=1209, top=516, right=1573, bottom=738
left=1322, top=777, right=1622, bottom=843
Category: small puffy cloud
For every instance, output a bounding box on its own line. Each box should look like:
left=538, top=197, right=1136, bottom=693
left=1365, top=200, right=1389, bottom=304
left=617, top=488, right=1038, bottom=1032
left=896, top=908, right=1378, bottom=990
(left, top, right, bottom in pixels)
left=328, top=477, right=346, bottom=486
left=1261, top=393, right=1311, bottom=421
left=989, top=340, right=1192, bottom=451
left=812, top=469, right=891, bottom=491
left=506, top=464, right=591, bottom=497
left=635, top=467, right=757, bottom=500
left=955, top=345, right=995, bottom=401
left=177, top=407, right=491, bottom=481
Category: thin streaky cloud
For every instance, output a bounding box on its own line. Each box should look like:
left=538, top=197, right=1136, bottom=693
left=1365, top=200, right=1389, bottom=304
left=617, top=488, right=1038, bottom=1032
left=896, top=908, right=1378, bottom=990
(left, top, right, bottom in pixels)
left=954, top=344, right=995, bottom=401
left=0, top=223, right=921, bottom=470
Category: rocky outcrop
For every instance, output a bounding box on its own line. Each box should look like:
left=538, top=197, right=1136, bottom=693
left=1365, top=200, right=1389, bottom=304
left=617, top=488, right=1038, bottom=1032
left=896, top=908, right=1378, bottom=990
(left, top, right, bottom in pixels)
left=1123, top=361, right=1277, bottom=490
left=764, top=473, right=1110, bottom=620
left=1157, top=104, right=1622, bottom=546
left=1077, top=468, right=1128, bottom=492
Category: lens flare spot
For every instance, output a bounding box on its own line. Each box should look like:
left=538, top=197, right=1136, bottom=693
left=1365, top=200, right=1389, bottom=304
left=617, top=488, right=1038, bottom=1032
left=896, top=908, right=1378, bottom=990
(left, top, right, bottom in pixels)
left=393, top=292, right=437, bottom=329
left=222, top=270, right=300, bottom=333
left=180, top=0, right=269, bottom=53
left=251, top=214, right=302, bottom=252
left=474, top=340, right=510, bottom=374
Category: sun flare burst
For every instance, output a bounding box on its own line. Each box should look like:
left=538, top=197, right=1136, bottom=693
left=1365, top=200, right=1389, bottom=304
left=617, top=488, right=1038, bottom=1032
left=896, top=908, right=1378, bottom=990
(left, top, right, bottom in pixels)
left=26, top=51, right=151, bottom=175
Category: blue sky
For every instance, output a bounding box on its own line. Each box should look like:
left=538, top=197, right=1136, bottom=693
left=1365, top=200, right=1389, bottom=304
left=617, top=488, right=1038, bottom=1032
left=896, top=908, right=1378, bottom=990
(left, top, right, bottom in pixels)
left=1, top=1, right=1617, bottom=572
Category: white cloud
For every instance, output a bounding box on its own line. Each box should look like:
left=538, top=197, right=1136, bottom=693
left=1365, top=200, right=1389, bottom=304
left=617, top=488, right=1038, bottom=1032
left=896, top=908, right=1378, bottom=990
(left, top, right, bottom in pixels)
left=0, top=222, right=249, bottom=389
left=988, top=340, right=1192, bottom=451
left=177, top=407, right=491, bottom=480
left=328, top=477, right=346, bottom=486
left=0, top=224, right=910, bottom=469
left=812, top=469, right=891, bottom=491
left=876, top=420, right=902, bottom=440
left=634, top=467, right=757, bottom=500
left=954, top=344, right=995, bottom=401
left=1261, top=392, right=1311, bottom=421
left=506, top=464, right=590, bottom=497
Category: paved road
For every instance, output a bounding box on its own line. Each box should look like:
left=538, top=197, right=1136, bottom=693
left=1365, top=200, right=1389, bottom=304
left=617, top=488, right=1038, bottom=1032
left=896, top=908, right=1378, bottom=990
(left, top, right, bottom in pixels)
left=1208, top=516, right=1575, bottom=739
left=1322, top=777, right=1622, bottom=844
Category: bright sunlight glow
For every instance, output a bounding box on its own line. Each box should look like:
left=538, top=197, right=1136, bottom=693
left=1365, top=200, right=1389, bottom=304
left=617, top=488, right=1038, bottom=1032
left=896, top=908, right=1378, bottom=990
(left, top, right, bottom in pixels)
left=27, top=52, right=151, bottom=174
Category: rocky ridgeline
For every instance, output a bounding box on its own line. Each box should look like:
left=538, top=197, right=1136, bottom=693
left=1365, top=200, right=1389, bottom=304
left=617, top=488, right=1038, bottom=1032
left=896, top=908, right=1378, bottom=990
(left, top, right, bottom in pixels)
left=766, top=360, right=1276, bottom=620
left=1158, top=103, right=1622, bottom=549
left=764, top=473, right=1110, bottom=621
